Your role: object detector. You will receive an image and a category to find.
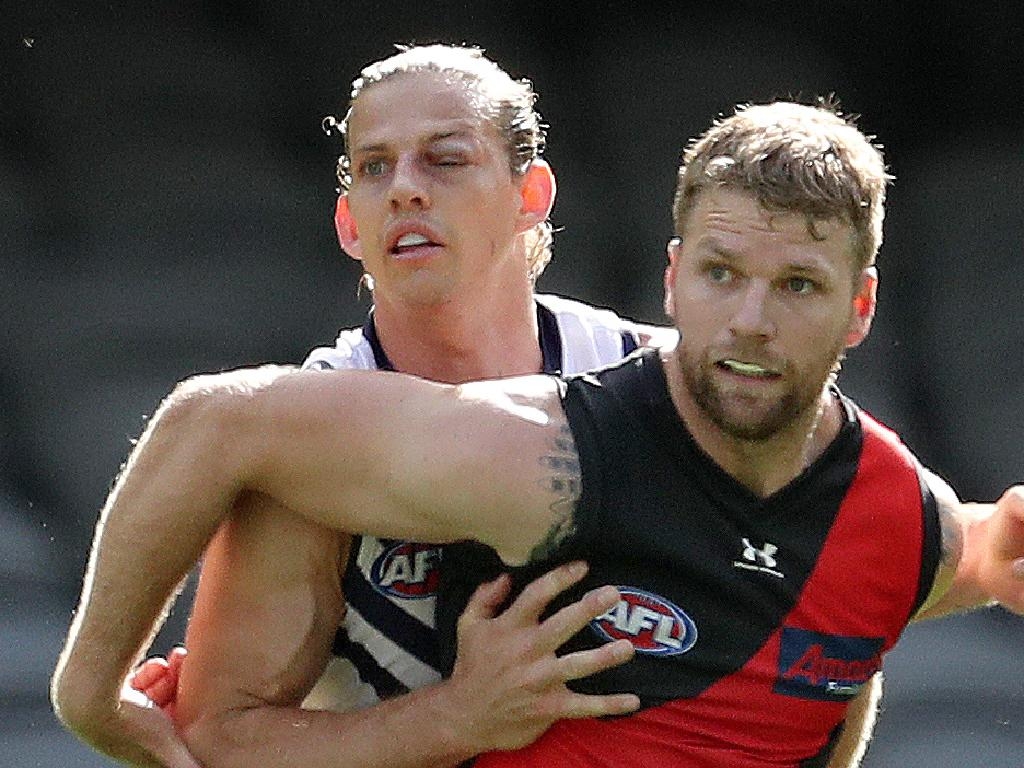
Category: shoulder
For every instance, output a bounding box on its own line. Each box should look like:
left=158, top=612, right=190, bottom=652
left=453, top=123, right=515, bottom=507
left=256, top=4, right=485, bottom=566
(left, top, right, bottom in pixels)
left=301, top=327, right=377, bottom=371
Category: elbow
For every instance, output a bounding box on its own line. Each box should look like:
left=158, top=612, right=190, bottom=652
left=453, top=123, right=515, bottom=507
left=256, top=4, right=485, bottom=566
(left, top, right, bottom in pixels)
left=49, top=659, right=115, bottom=748
left=49, top=665, right=82, bottom=733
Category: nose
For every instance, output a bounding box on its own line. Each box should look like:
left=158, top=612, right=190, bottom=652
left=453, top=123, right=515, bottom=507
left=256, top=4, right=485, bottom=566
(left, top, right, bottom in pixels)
left=388, top=155, right=430, bottom=211
left=729, top=280, right=775, bottom=339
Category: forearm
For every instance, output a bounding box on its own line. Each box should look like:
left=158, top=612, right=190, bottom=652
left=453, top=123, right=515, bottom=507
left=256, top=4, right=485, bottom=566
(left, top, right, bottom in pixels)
left=52, top=386, right=246, bottom=734
left=184, top=680, right=483, bottom=768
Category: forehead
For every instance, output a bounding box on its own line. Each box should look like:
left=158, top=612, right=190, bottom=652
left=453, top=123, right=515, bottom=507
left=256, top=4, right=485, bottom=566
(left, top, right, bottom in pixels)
left=683, top=188, right=856, bottom=274
left=347, top=71, right=497, bottom=150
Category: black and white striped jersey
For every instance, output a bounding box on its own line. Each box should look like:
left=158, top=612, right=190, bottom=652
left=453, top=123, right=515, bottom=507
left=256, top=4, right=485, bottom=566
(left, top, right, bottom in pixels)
left=298, top=294, right=660, bottom=711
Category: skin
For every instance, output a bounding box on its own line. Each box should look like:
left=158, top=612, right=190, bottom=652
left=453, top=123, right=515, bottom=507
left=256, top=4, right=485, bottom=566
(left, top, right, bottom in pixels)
left=52, top=180, right=1024, bottom=766
left=662, top=188, right=875, bottom=497
left=335, top=71, right=558, bottom=383
left=52, top=69, right=641, bottom=768
left=169, top=72, right=643, bottom=768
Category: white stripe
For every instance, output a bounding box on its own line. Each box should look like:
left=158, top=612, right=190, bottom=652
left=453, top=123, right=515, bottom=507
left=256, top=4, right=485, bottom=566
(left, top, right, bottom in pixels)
left=302, top=656, right=380, bottom=712
left=344, top=604, right=442, bottom=691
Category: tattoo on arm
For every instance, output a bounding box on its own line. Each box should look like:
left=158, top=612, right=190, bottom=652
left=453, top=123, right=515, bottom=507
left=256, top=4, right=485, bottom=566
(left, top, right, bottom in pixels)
left=528, top=421, right=581, bottom=564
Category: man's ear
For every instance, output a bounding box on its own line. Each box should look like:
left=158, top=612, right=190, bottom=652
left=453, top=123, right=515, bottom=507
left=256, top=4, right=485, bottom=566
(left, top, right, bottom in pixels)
left=663, top=237, right=681, bottom=319
left=846, top=266, right=878, bottom=347
left=334, top=194, right=363, bottom=260
left=516, top=159, right=556, bottom=231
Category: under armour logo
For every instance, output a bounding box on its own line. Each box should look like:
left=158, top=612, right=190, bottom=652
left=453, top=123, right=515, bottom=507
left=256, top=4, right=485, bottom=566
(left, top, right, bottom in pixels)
left=734, top=538, right=784, bottom=578
left=742, top=538, right=778, bottom=568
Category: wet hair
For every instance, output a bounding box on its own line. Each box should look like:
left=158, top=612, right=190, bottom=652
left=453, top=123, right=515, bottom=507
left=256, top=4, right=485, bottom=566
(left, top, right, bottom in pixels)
left=324, top=44, right=552, bottom=282
left=672, top=100, right=891, bottom=271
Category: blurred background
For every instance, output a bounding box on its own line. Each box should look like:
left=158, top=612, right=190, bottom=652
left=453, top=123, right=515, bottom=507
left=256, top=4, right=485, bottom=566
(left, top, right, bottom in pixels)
left=2, top=1, right=1022, bottom=765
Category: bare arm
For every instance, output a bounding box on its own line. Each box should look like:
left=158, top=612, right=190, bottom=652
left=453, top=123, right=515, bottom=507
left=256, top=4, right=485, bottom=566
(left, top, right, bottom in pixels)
left=913, top=478, right=1024, bottom=620
left=51, top=365, right=582, bottom=764
left=824, top=672, right=882, bottom=768
left=178, top=493, right=635, bottom=768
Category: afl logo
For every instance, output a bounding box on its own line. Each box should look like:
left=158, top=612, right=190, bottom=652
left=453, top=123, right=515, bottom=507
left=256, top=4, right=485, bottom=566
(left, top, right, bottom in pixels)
left=370, top=542, right=442, bottom=600
left=590, top=587, right=698, bottom=656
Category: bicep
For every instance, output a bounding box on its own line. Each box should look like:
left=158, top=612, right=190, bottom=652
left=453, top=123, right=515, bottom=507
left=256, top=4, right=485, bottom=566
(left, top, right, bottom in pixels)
left=175, top=491, right=346, bottom=729
left=237, top=370, right=566, bottom=562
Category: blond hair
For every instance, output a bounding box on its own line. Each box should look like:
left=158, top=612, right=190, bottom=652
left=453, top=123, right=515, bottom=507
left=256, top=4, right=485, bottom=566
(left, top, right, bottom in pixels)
left=326, top=44, right=552, bottom=283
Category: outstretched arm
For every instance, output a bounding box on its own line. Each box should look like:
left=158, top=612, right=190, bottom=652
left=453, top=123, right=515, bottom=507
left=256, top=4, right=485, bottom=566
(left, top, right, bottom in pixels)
left=914, top=480, right=1024, bottom=620
left=51, top=365, right=579, bottom=764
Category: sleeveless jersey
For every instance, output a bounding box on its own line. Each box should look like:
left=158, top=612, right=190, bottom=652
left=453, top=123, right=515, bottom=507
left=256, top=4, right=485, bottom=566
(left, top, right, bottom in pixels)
left=439, top=348, right=941, bottom=767
left=299, top=294, right=650, bottom=711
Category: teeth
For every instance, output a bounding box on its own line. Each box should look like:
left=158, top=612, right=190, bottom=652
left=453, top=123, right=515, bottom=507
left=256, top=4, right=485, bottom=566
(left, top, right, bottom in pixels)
left=722, top=360, right=774, bottom=377
left=396, top=233, right=430, bottom=248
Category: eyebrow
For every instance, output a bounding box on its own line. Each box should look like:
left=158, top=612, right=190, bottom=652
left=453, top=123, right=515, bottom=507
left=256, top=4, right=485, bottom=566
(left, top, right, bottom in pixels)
left=694, top=237, right=741, bottom=261
left=695, top=236, right=835, bottom=276
left=351, top=127, right=480, bottom=156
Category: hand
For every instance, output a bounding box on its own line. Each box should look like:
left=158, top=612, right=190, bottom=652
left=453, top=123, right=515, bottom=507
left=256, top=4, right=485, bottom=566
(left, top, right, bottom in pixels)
left=111, top=681, right=204, bottom=768
left=446, top=560, right=639, bottom=754
left=55, top=675, right=202, bottom=768
left=130, top=646, right=188, bottom=720
left=972, top=485, right=1024, bottom=613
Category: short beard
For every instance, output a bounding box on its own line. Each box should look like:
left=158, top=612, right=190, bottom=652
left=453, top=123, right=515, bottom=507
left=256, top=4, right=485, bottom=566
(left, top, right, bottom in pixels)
left=678, top=348, right=844, bottom=443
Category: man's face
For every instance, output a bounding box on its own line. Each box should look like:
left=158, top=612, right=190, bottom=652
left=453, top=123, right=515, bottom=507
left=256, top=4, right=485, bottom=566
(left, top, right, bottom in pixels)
left=664, top=188, right=869, bottom=441
left=343, top=72, right=526, bottom=306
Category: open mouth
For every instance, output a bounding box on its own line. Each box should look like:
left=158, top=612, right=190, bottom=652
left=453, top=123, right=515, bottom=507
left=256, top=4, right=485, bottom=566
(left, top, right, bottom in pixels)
left=391, top=232, right=442, bottom=255
left=717, top=359, right=782, bottom=380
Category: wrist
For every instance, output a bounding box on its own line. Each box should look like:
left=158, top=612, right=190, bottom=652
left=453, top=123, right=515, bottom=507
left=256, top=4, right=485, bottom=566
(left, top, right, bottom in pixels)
left=427, top=678, right=493, bottom=761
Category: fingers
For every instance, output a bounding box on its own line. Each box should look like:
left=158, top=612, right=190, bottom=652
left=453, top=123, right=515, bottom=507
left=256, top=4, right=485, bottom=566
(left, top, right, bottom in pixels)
left=129, top=646, right=187, bottom=708
left=557, top=690, right=640, bottom=719
left=130, top=656, right=170, bottom=691
left=143, top=665, right=181, bottom=709
left=540, top=584, right=621, bottom=650
left=167, top=645, right=187, bottom=675
left=557, top=638, right=635, bottom=682
left=459, top=573, right=512, bottom=624
left=500, top=560, right=590, bottom=624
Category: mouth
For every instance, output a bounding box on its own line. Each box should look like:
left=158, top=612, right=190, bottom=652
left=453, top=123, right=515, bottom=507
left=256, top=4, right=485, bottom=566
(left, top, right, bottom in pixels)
left=716, top=359, right=782, bottom=380
left=387, top=226, right=445, bottom=259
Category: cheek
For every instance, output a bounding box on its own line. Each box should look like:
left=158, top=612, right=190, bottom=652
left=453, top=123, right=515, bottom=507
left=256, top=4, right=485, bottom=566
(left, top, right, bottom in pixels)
left=345, top=195, right=379, bottom=233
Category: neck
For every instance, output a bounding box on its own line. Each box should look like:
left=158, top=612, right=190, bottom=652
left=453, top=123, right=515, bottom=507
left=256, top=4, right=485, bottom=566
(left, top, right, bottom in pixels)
left=371, top=290, right=542, bottom=384
left=661, top=348, right=843, bottom=498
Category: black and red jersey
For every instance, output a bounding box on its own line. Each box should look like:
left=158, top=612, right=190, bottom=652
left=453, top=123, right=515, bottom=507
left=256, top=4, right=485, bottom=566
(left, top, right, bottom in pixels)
left=439, top=348, right=940, bottom=767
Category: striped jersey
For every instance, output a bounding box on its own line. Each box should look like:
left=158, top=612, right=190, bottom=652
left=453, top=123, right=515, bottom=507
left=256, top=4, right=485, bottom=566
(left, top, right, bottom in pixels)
left=298, top=294, right=662, bottom=711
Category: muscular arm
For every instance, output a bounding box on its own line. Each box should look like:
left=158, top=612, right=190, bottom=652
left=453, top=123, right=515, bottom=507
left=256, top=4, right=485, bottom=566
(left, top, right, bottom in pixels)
left=176, top=493, right=479, bottom=768
left=51, top=366, right=585, bottom=764
left=824, top=478, right=1024, bottom=768
left=178, top=491, right=635, bottom=768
